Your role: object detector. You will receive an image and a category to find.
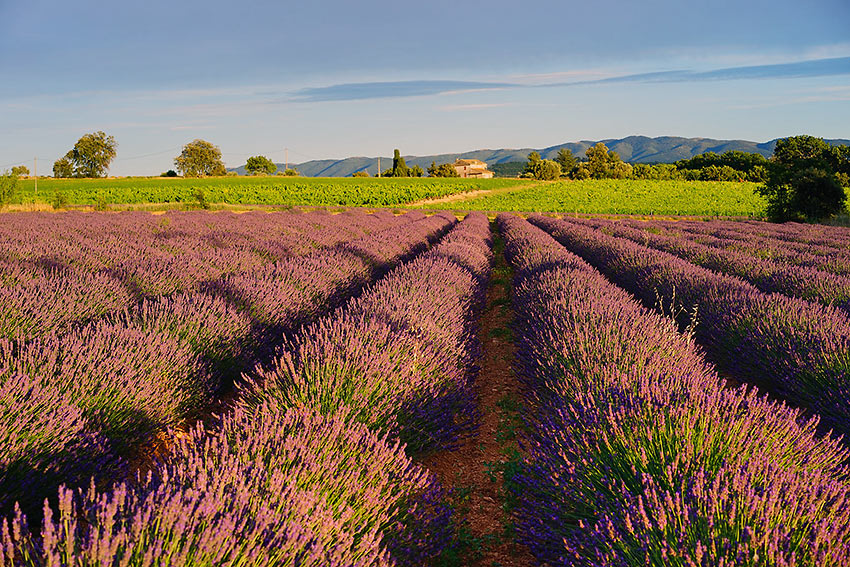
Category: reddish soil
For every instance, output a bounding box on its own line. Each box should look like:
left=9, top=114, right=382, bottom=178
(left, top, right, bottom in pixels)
left=421, top=232, right=536, bottom=566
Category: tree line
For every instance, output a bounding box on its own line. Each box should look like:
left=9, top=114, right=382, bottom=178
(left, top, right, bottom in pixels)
left=519, top=143, right=770, bottom=182
left=515, top=136, right=848, bottom=222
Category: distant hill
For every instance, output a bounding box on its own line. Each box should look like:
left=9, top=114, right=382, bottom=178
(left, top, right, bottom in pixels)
left=231, top=136, right=850, bottom=177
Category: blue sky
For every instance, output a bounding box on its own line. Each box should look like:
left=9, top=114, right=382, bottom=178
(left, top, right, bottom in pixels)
left=1, top=0, right=848, bottom=176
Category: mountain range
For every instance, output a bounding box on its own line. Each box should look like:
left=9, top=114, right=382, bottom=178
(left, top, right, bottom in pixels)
left=231, top=135, right=850, bottom=177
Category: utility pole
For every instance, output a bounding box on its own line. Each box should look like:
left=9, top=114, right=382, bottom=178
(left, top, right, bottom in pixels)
left=285, top=148, right=288, bottom=172
left=377, top=157, right=380, bottom=178
left=34, top=157, right=37, bottom=195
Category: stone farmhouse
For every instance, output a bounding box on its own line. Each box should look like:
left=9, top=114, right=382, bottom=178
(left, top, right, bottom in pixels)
left=453, top=159, right=494, bottom=179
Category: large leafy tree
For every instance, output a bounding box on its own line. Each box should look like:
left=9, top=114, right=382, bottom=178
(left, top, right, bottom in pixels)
left=758, top=135, right=848, bottom=222
left=175, top=140, right=227, bottom=177
left=427, top=161, right=459, bottom=178
left=52, top=157, right=74, bottom=178
left=245, top=155, right=277, bottom=175
left=54, top=132, right=117, bottom=178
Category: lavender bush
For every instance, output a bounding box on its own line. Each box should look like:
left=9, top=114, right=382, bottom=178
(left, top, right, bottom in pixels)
left=499, top=214, right=850, bottom=566
left=530, top=214, right=850, bottom=439
left=243, top=212, right=492, bottom=454
left=1, top=405, right=451, bottom=566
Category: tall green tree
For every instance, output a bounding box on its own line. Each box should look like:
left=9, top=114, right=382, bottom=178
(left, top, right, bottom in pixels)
left=758, top=135, right=848, bottom=222
left=245, top=155, right=277, bottom=175
left=56, top=132, right=117, bottom=178
left=523, top=151, right=542, bottom=177
left=555, top=148, right=576, bottom=175
left=10, top=165, right=29, bottom=177
left=391, top=149, right=410, bottom=177
left=410, top=164, right=424, bottom=177
left=175, top=140, right=227, bottom=177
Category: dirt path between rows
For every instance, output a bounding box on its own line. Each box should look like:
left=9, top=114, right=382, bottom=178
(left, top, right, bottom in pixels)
left=407, top=182, right=539, bottom=207
left=421, top=229, right=535, bottom=566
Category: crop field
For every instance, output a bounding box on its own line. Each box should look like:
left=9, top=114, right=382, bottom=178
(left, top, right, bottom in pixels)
left=2, top=208, right=850, bottom=565
left=8, top=176, right=774, bottom=217
left=428, top=178, right=767, bottom=216
left=11, top=176, right=525, bottom=208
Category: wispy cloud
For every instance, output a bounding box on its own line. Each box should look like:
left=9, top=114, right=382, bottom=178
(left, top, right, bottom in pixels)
left=438, top=102, right=515, bottom=111
left=289, top=80, right=517, bottom=102
left=285, top=57, right=850, bottom=103
left=556, top=56, right=850, bottom=86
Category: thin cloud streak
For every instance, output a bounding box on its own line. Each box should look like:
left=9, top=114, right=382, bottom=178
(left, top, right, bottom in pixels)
left=289, top=80, right=518, bottom=102
left=286, top=56, right=850, bottom=103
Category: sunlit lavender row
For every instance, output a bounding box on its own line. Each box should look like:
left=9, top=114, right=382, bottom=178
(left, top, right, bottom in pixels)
left=530, top=215, right=850, bottom=440
left=500, top=213, right=850, bottom=565
left=571, top=216, right=850, bottom=313
left=0, top=210, right=404, bottom=340
left=1, top=212, right=493, bottom=566
left=0, top=211, right=455, bottom=521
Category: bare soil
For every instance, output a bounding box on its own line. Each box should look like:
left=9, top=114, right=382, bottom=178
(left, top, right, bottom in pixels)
left=421, top=230, right=535, bottom=566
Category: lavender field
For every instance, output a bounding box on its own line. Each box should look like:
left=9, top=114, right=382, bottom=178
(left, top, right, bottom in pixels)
left=1, top=209, right=849, bottom=566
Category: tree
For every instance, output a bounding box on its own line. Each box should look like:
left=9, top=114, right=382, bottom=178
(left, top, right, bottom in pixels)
left=282, top=168, right=299, bottom=176
left=58, top=131, right=117, bottom=178
left=0, top=171, right=18, bottom=207
left=758, top=135, right=848, bottom=222
left=555, top=148, right=576, bottom=176
left=175, top=139, right=227, bottom=177
left=53, top=157, right=73, bottom=178
left=533, top=159, right=561, bottom=181
left=352, top=171, right=370, bottom=177
left=391, top=149, right=410, bottom=177
left=609, top=160, right=633, bottom=180
left=245, top=156, right=276, bottom=175
left=245, top=155, right=277, bottom=175
left=410, top=164, right=424, bottom=177
left=428, top=161, right=460, bottom=178
left=523, top=152, right=542, bottom=177
left=11, top=165, right=29, bottom=177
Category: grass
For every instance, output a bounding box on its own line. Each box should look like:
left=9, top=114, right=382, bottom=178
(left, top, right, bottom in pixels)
left=424, top=179, right=768, bottom=217
left=10, top=176, right=526, bottom=208
left=5, top=177, right=772, bottom=217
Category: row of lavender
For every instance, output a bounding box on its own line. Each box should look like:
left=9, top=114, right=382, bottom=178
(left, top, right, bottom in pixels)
left=530, top=215, right=850, bottom=442
left=2, top=213, right=493, bottom=566
left=0, top=211, right=455, bottom=520
left=0, top=210, right=401, bottom=341
left=499, top=214, right=850, bottom=565
left=625, top=215, right=850, bottom=275
left=568, top=216, right=850, bottom=315
left=646, top=218, right=850, bottom=275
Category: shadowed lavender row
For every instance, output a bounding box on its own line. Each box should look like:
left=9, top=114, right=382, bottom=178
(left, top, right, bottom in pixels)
left=242, top=211, right=493, bottom=453
left=0, top=209, right=405, bottom=341
left=1, top=213, right=491, bottom=566
left=530, top=215, right=850, bottom=441
left=570, top=217, right=850, bottom=315
left=0, top=212, right=455, bottom=520
left=499, top=213, right=850, bottom=566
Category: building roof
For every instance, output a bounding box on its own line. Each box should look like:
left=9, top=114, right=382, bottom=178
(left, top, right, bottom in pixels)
left=454, top=159, right=488, bottom=167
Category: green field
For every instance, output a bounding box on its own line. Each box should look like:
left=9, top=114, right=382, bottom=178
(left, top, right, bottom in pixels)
left=425, top=179, right=768, bottom=217
left=11, top=176, right=526, bottom=208
left=8, top=176, right=771, bottom=217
